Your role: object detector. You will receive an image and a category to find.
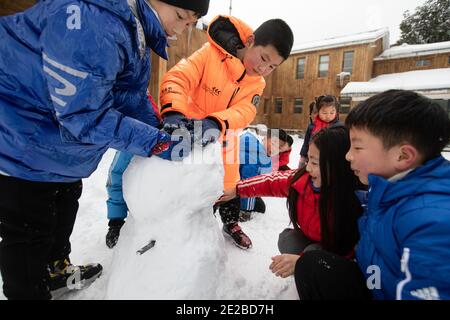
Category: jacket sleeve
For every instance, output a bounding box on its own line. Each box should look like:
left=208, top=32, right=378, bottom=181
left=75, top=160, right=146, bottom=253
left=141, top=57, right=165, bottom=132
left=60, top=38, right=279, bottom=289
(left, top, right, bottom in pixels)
left=40, top=6, right=160, bottom=157
left=159, top=43, right=209, bottom=116
left=300, top=125, right=313, bottom=157
left=208, top=80, right=265, bottom=133
left=394, top=205, right=450, bottom=300
left=237, top=170, right=296, bottom=199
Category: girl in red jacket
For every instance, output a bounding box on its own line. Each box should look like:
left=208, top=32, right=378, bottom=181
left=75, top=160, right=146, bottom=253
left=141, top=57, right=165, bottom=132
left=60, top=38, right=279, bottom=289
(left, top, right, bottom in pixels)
left=219, top=125, right=362, bottom=278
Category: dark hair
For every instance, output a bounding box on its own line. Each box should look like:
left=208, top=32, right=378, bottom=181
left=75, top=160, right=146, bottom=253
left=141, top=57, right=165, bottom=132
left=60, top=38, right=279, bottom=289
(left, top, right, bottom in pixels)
left=278, top=129, right=293, bottom=147
left=286, top=135, right=294, bottom=147
left=345, top=90, right=450, bottom=162
left=253, top=19, right=294, bottom=60
left=287, top=126, right=363, bottom=255
left=315, top=95, right=339, bottom=112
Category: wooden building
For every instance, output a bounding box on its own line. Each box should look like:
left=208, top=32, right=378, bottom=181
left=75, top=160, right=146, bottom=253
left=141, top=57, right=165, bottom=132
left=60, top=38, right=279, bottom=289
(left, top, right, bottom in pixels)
left=0, top=0, right=35, bottom=16
left=254, top=28, right=390, bottom=131
left=342, top=42, right=450, bottom=117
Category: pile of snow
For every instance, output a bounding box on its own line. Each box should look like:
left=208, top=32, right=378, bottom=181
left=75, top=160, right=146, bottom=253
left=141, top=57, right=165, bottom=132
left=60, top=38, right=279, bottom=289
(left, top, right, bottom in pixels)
left=0, top=136, right=303, bottom=300
left=375, top=41, right=450, bottom=60
left=106, top=144, right=226, bottom=299
left=341, top=68, right=450, bottom=96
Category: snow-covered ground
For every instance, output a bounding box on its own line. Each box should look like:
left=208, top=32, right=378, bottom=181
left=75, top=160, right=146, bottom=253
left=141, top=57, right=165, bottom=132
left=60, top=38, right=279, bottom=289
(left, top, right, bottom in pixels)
left=0, top=135, right=304, bottom=300
left=1, top=137, right=449, bottom=300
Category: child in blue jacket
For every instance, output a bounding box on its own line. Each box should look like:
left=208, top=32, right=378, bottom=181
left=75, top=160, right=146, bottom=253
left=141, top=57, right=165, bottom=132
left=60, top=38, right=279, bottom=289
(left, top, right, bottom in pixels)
left=238, top=128, right=274, bottom=221
left=0, top=0, right=209, bottom=300
left=294, top=90, right=450, bottom=300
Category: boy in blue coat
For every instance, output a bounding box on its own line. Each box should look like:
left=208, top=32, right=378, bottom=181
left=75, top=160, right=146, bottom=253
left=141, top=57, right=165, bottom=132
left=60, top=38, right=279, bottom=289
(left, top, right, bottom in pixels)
left=293, top=90, right=450, bottom=300
left=0, top=0, right=209, bottom=300
left=238, top=128, right=273, bottom=222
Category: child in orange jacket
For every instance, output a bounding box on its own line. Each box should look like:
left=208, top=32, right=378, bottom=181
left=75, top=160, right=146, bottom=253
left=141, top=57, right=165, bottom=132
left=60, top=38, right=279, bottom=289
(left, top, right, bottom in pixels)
left=159, top=16, right=294, bottom=249
left=105, top=16, right=294, bottom=250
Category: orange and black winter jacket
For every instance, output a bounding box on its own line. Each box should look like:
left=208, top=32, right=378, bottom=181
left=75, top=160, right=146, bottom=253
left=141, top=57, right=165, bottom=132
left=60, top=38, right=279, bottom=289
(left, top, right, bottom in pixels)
left=159, top=15, right=266, bottom=133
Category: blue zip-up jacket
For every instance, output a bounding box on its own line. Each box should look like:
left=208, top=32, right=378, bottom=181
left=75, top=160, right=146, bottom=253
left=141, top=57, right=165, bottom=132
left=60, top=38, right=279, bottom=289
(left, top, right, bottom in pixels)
left=0, top=0, right=167, bottom=182
left=356, top=156, right=450, bottom=300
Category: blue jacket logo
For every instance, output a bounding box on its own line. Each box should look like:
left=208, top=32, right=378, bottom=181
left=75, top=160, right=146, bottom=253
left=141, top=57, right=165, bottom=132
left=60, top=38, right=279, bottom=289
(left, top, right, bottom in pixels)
left=42, top=53, right=88, bottom=107
left=66, top=5, right=81, bottom=30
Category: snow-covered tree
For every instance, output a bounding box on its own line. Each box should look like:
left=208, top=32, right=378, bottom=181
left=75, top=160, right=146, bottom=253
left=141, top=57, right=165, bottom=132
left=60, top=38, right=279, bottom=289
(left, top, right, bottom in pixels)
left=397, top=0, right=450, bottom=45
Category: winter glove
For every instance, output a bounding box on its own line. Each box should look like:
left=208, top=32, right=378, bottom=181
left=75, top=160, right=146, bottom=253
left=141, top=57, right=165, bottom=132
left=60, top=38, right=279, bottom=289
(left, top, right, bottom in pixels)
left=153, top=128, right=192, bottom=161
left=162, top=112, right=193, bottom=133
left=151, top=130, right=172, bottom=156
left=192, top=117, right=222, bottom=147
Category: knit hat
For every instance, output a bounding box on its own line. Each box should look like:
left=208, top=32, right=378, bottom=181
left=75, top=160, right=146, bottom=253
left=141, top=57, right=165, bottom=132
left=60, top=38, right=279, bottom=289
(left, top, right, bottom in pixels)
left=160, top=0, right=210, bottom=17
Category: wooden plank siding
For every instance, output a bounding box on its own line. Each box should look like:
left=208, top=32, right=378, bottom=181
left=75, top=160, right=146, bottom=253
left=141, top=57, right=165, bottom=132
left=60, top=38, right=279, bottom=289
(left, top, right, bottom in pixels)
left=373, top=53, right=450, bottom=77
left=148, top=27, right=207, bottom=104
left=254, top=38, right=385, bottom=131
left=0, top=0, right=35, bottom=16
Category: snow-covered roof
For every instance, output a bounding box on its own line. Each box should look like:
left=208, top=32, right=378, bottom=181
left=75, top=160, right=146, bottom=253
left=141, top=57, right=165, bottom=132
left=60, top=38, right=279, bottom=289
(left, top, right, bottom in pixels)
left=375, top=41, right=450, bottom=60
left=341, top=68, right=450, bottom=98
left=291, top=28, right=389, bottom=55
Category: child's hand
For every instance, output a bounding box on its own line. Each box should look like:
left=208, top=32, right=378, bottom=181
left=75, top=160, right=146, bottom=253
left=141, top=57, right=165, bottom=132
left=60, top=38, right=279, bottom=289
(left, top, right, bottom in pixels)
left=269, top=254, right=301, bottom=278
left=215, top=188, right=237, bottom=204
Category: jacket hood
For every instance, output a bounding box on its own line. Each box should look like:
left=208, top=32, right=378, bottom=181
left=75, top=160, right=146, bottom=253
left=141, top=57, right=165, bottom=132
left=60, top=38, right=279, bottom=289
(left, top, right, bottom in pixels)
left=207, top=15, right=253, bottom=58
left=368, top=156, right=450, bottom=208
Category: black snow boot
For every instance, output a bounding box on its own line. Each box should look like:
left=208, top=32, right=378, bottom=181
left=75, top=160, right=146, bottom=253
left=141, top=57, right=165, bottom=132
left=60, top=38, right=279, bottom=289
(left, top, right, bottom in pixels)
left=106, top=219, right=125, bottom=249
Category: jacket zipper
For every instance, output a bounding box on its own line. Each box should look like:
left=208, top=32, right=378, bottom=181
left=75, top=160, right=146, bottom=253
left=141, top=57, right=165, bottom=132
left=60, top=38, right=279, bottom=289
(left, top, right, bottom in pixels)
left=227, top=87, right=240, bottom=109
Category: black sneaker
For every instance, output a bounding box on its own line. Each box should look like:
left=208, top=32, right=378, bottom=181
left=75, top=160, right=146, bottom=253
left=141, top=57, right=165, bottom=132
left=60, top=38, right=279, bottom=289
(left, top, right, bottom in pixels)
left=48, top=258, right=103, bottom=299
left=223, top=223, right=252, bottom=250
left=106, top=219, right=125, bottom=248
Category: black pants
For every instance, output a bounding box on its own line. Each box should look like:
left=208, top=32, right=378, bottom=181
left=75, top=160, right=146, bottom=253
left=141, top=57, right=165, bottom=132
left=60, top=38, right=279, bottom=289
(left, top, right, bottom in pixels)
left=295, top=250, right=372, bottom=300
left=277, top=228, right=321, bottom=254
left=0, top=175, right=82, bottom=300
left=215, top=197, right=240, bottom=225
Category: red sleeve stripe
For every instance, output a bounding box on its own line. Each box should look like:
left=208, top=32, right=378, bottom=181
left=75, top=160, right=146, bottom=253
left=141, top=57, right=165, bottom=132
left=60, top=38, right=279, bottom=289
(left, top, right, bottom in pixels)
left=238, top=170, right=296, bottom=189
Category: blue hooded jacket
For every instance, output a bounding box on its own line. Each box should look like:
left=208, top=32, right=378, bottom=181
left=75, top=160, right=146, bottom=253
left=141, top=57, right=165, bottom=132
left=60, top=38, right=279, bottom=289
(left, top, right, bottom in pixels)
left=0, top=0, right=167, bottom=182
left=356, top=156, right=450, bottom=300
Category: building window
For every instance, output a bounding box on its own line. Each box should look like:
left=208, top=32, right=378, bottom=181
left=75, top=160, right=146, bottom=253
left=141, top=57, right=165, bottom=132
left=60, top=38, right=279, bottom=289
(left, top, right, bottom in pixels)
left=296, top=57, right=306, bottom=79
left=318, top=55, right=329, bottom=77
left=263, top=98, right=269, bottom=114
left=293, top=98, right=303, bottom=114
left=416, top=59, right=431, bottom=67
left=342, top=51, right=354, bottom=74
left=339, top=97, right=352, bottom=114
left=274, top=98, right=283, bottom=114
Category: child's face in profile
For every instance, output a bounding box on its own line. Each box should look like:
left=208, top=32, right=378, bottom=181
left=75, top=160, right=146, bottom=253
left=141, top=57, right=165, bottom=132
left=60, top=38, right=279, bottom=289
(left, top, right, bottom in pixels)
left=318, top=105, right=337, bottom=123
left=346, top=127, right=399, bottom=185
left=157, top=4, right=198, bottom=38
left=243, top=43, right=284, bottom=77
left=306, top=142, right=321, bottom=188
